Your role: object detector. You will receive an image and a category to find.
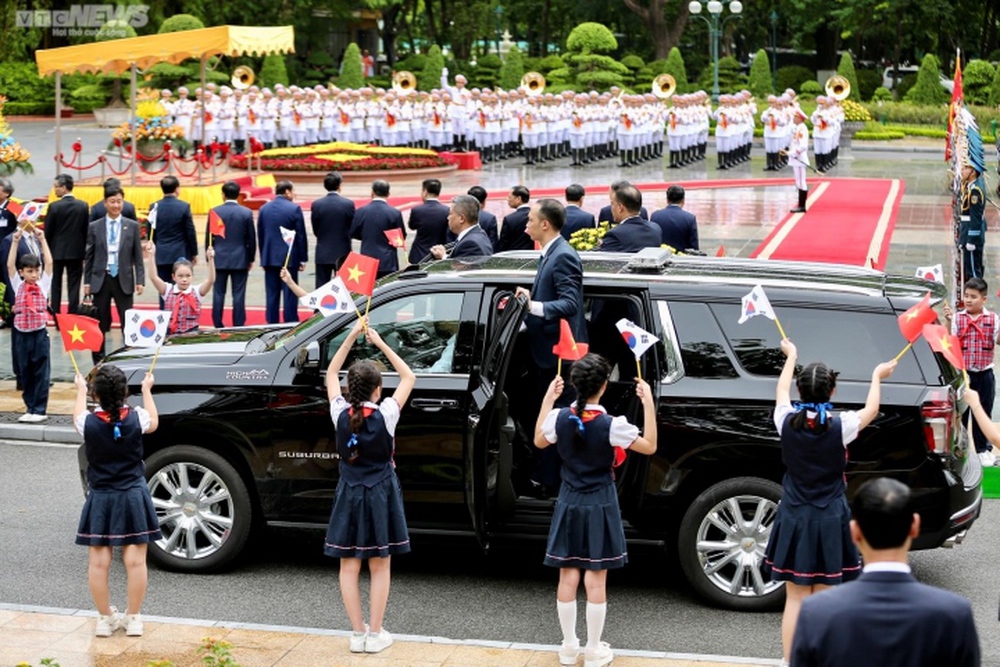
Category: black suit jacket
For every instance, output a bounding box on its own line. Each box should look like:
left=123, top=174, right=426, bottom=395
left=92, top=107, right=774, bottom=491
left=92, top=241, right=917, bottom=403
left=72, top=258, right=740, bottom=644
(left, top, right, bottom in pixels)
left=258, top=196, right=308, bottom=267
left=561, top=204, right=596, bottom=240
left=598, top=216, right=662, bottom=252
left=478, top=210, right=499, bottom=250
left=311, top=191, right=356, bottom=265
left=497, top=206, right=534, bottom=252
left=408, top=199, right=450, bottom=264
left=0, top=203, right=16, bottom=235
left=151, top=195, right=197, bottom=265
left=650, top=204, right=699, bottom=251
left=90, top=200, right=137, bottom=223
left=791, top=570, right=980, bottom=667
left=350, top=199, right=406, bottom=276
left=598, top=204, right=648, bottom=225
left=527, top=236, right=586, bottom=368
left=84, top=217, right=145, bottom=294
left=450, top=225, right=494, bottom=259
left=44, top=195, right=91, bottom=260
left=205, top=201, right=256, bottom=271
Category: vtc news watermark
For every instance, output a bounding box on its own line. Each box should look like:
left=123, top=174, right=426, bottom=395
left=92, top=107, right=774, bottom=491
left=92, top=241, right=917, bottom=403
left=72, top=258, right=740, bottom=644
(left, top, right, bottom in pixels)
left=15, top=5, right=150, bottom=37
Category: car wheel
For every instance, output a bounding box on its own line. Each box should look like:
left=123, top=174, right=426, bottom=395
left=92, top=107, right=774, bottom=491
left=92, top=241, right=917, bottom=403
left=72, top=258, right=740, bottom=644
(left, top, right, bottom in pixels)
left=677, top=477, right=785, bottom=611
left=144, top=445, right=253, bottom=572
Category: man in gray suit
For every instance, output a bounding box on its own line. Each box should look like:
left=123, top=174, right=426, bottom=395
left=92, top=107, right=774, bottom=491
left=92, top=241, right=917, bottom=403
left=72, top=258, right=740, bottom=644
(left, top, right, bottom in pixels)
left=84, top=185, right=145, bottom=363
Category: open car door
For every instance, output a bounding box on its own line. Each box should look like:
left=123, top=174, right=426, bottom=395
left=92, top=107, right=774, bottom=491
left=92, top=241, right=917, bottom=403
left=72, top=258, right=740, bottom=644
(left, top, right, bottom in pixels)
left=465, top=290, right=528, bottom=549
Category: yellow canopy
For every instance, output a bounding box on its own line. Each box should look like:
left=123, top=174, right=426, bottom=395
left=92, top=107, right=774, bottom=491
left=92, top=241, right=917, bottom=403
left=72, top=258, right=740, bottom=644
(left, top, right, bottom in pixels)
left=35, top=25, right=295, bottom=76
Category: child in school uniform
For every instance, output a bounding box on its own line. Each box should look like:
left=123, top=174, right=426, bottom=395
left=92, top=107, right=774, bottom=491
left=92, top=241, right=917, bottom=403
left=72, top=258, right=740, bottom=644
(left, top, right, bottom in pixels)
left=943, top=277, right=1000, bottom=467
left=74, top=365, right=160, bottom=637
left=5, top=227, right=53, bottom=423
left=534, top=353, right=657, bottom=667
left=144, top=242, right=215, bottom=334
left=324, top=317, right=416, bottom=654
left=765, top=338, right=895, bottom=667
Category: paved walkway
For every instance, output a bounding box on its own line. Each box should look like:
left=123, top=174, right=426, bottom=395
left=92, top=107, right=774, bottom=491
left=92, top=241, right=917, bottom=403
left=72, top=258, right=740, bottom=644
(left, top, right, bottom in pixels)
left=0, top=606, right=772, bottom=667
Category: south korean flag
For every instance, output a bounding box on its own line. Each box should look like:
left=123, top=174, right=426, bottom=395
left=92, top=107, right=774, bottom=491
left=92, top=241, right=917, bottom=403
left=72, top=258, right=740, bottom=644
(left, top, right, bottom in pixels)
left=300, top=276, right=354, bottom=316
left=124, top=309, right=170, bottom=347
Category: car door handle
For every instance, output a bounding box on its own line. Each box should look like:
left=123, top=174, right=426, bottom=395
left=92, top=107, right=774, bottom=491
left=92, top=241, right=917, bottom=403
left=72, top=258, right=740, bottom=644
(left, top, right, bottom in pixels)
left=411, top=398, right=460, bottom=411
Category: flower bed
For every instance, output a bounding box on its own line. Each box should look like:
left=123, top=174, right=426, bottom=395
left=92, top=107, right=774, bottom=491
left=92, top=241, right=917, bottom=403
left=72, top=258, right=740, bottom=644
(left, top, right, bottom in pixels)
left=229, top=141, right=451, bottom=172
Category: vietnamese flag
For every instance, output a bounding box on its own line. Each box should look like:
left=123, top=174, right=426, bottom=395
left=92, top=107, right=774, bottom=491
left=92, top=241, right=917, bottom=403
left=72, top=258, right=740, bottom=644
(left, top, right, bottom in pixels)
left=384, top=228, right=405, bottom=248
left=5, top=200, right=22, bottom=218
left=946, top=49, right=963, bottom=162
left=716, top=245, right=726, bottom=257
left=55, top=314, right=104, bottom=352
left=897, top=292, right=937, bottom=343
left=552, top=319, right=589, bottom=361
left=208, top=209, right=226, bottom=238
left=923, top=323, right=965, bottom=370
left=337, top=252, right=379, bottom=297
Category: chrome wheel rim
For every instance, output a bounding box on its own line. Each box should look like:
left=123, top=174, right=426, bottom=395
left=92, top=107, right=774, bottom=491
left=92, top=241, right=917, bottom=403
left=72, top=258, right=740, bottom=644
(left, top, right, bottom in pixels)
left=694, top=494, right=782, bottom=598
left=148, top=461, right=234, bottom=560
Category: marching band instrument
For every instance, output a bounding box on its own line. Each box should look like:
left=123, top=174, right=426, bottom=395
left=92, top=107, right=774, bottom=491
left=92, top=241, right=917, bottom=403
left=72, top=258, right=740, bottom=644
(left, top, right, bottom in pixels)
left=652, top=73, right=676, bottom=100
left=521, top=72, right=546, bottom=96
left=232, top=66, right=255, bottom=90
left=824, top=75, right=851, bottom=101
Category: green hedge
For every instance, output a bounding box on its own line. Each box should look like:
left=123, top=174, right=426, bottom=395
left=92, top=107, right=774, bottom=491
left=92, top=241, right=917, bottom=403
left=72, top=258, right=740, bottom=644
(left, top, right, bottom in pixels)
left=4, top=102, right=55, bottom=115
left=855, top=129, right=906, bottom=140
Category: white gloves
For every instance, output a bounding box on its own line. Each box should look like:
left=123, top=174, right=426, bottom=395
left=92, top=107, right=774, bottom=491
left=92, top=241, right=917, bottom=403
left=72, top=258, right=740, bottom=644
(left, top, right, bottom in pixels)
left=966, top=243, right=977, bottom=251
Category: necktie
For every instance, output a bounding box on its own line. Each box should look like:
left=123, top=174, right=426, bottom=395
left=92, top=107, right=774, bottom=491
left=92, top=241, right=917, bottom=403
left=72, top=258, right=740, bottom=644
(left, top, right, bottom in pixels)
left=108, top=220, right=119, bottom=278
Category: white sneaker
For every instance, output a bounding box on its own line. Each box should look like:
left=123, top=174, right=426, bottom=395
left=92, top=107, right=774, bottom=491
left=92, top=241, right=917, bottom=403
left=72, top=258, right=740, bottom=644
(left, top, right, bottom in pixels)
left=95, top=607, right=121, bottom=637
left=978, top=451, right=998, bottom=467
left=559, top=640, right=581, bottom=665
left=365, top=628, right=393, bottom=653
left=124, top=613, right=143, bottom=636
left=583, top=642, right=614, bottom=667
left=18, top=413, right=47, bottom=423
left=349, top=624, right=368, bottom=653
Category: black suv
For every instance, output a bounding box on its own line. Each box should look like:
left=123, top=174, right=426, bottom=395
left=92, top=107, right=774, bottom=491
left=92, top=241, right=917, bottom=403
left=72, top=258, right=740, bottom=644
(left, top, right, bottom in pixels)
left=85, top=251, right=983, bottom=611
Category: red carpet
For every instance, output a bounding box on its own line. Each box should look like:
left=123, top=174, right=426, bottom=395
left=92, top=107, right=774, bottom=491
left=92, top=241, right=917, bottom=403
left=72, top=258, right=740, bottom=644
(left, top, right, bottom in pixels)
left=750, top=178, right=904, bottom=269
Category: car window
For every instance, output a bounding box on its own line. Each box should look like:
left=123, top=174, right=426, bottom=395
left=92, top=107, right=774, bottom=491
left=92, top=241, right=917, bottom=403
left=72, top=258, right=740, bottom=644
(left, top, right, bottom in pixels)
left=711, top=304, right=924, bottom=383
left=668, top=301, right=739, bottom=378
left=325, top=292, right=466, bottom=373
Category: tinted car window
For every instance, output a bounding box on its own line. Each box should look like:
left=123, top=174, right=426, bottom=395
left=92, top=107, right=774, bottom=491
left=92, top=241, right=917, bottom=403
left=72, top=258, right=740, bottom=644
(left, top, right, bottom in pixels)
left=711, top=304, right=924, bottom=383
left=668, top=301, right=739, bottom=378
left=326, top=292, right=466, bottom=373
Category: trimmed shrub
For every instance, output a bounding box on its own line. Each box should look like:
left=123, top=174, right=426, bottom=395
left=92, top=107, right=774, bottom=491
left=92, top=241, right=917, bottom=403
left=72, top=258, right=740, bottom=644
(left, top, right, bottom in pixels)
left=697, top=56, right=746, bottom=94
left=339, top=44, right=364, bottom=90
left=895, top=73, right=918, bottom=100
left=498, top=45, right=525, bottom=90
left=963, top=59, right=995, bottom=106
left=989, top=65, right=1000, bottom=106
left=664, top=48, right=689, bottom=93
left=871, top=87, right=892, bottom=102
left=776, top=65, right=813, bottom=93
left=566, top=23, right=617, bottom=54
left=419, top=44, right=446, bottom=91
left=260, top=53, right=290, bottom=88
left=799, top=80, right=823, bottom=100
left=538, top=55, right=565, bottom=73
left=748, top=49, right=773, bottom=98
left=836, top=52, right=861, bottom=102
left=158, top=14, right=204, bottom=34
left=904, top=53, right=949, bottom=105
left=471, top=53, right=503, bottom=89
left=856, top=70, right=881, bottom=101
left=395, top=54, right=428, bottom=73
left=95, top=20, right=137, bottom=41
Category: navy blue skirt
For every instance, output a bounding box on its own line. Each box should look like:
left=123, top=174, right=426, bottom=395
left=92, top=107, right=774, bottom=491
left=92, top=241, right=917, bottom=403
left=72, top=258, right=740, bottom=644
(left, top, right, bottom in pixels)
left=763, top=495, right=861, bottom=586
left=324, top=473, right=411, bottom=559
left=544, top=482, right=628, bottom=571
left=76, top=485, right=162, bottom=547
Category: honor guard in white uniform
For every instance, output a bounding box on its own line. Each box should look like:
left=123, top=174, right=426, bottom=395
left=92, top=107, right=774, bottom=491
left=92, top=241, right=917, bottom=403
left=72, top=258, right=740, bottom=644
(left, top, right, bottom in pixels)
left=788, top=105, right=810, bottom=212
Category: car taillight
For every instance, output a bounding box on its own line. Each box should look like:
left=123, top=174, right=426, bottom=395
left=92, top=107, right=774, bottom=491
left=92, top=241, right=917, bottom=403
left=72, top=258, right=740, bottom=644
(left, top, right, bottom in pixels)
left=922, top=399, right=953, bottom=455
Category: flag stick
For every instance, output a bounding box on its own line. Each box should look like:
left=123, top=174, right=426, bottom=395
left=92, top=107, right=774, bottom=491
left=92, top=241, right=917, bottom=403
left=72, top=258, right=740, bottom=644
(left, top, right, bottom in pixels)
left=893, top=341, right=914, bottom=363
left=149, top=345, right=163, bottom=374
left=283, top=244, right=292, bottom=269
left=68, top=351, right=80, bottom=376
left=774, top=317, right=787, bottom=340
left=363, top=295, right=372, bottom=331
left=209, top=230, right=214, bottom=248
left=557, top=358, right=562, bottom=377
left=636, top=357, right=642, bottom=381
left=149, top=225, right=154, bottom=243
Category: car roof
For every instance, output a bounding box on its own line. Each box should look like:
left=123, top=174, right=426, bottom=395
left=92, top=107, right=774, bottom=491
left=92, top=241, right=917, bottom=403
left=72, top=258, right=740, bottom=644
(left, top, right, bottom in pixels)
left=396, top=252, right=944, bottom=303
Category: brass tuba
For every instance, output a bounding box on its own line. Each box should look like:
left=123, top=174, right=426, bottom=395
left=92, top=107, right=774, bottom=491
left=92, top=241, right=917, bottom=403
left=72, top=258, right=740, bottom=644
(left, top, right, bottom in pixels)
left=824, top=75, right=851, bottom=101
left=521, top=71, right=546, bottom=96
left=392, top=70, right=417, bottom=94
left=231, top=66, right=255, bottom=90
left=652, top=73, right=676, bottom=100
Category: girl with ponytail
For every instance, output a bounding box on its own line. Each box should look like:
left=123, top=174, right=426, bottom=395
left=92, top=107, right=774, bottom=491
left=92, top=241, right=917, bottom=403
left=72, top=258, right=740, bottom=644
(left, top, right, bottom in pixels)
left=534, top=353, right=656, bottom=667
left=323, top=317, right=416, bottom=654
left=764, top=338, right=896, bottom=667
left=73, top=365, right=160, bottom=639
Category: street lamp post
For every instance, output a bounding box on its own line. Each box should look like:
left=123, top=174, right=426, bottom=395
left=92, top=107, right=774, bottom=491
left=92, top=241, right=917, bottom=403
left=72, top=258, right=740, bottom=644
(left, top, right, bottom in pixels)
left=495, top=6, right=504, bottom=56
left=769, top=10, right=778, bottom=91
left=688, top=0, right=743, bottom=103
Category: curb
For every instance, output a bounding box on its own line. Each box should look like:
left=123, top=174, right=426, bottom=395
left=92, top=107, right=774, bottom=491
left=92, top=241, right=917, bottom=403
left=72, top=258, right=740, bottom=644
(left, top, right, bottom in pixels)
left=0, top=422, right=80, bottom=444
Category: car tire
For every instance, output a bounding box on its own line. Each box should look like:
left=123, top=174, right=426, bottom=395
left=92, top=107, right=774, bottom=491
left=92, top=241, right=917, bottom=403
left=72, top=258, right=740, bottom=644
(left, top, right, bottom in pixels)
left=677, top=477, right=785, bottom=611
left=144, top=445, right=253, bottom=573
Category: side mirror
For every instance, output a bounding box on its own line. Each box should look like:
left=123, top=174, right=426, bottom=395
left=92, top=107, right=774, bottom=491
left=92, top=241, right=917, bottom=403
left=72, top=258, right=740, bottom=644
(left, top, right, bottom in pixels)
left=297, top=341, right=321, bottom=372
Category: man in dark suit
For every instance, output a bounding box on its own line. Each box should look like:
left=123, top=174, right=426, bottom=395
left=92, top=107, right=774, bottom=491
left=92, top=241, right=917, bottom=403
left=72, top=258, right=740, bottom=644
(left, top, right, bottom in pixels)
left=407, top=178, right=450, bottom=264
left=651, top=185, right=699, bottom=252
left=0, top=177, right=17, bottom=237
left=561, top=183, right=596, bottom=240
left=496, top=185, right=534, bottom=252
left=791, top=478, right=980, bottom=667
left=598, top=184, right=662, bottom=252
left=350, top=179, right=406, bottom=278
left=206, top=181, right=256, bottom=328
left=89, top=178, right=137, bottom=222
left=467, top=186, right=498, bottom=250
left=430, top=194, right=492, bottom=260
left=84, top=185, right=145, bottom=363
left=597, top=180, right=648, bottom=224
left=150, top=175, right=198, bottom=307
left=44, top=174, right=91, bottom=315
left=0, top=178, right=27, bottom=328
left=310, top=171, right=355, bottom=287
left=258, top=180, right=308, bottom=324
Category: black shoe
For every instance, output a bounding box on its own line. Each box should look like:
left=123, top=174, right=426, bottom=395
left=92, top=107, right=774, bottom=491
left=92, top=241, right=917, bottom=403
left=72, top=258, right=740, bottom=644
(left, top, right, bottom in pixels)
left=790, top=188, right=808, bottom=213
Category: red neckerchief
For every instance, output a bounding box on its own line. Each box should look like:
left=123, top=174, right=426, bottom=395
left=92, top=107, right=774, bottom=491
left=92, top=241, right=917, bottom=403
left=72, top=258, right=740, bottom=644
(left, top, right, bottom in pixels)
left=571, top=407, right=627, bottom=468
left=169, top=289, right=200, bottom=333
left=348, top=405, right=376, bottom=418
left=94, top=407, right=130, bottom=423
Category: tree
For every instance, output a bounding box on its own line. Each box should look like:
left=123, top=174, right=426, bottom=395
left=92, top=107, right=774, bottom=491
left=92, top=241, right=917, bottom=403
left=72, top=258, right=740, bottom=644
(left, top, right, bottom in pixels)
left=564, top=23, right=627, bottom=91
left=904, top=53, right=949, bottom=105
left=696, top=56, right=746, bottom=94
left=158, top=14, right=205, bottom=33
left=260, top=53, right=290, bottom=89
left=963, top=60, right=996, bottom=106
left=95, top=21, right=139, bottom=108
left=419, top=45, right=446, bottom=91
left=499, top=46, right=526, bottom=91
left=748, top=49, right=773, bottom=98
left=663, top=47, right=689, bottom=93
left=621, top=0, right=690, bottom=60
left=339, top=44, right=364, bottom=90
left=989, top=63, right=1000, bottom=106
left=836, top=52, right=861, bottom=102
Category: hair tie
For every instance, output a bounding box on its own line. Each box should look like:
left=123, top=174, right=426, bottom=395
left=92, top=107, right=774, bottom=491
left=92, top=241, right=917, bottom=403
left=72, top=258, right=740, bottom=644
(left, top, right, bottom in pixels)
left=113, top=422, right=122, bottom=441
left=793, top=401, right=834, bottom=425
left=345, top=433, right=360, bottom=463
left=568, top=413, right=585, bottom=436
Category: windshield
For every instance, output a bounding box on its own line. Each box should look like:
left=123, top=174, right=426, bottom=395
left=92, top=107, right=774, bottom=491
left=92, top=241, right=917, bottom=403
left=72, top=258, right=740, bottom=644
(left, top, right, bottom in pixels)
left=266, top=310, right=330, bottom=350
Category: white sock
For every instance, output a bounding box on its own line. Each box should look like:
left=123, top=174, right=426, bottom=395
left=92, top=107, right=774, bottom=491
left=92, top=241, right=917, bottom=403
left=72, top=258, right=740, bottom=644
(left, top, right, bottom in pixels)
left=557, top=600, right=578, bottom=646
left=585, top=601, right=607, bottom=649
